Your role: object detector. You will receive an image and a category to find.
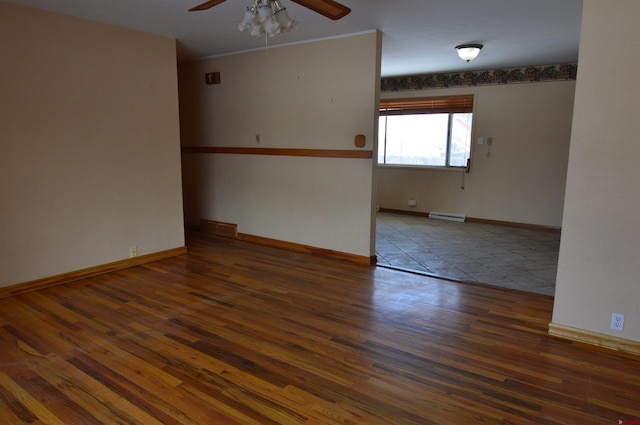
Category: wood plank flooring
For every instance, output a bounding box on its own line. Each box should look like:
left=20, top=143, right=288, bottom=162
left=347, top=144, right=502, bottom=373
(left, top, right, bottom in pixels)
left=0, top=232, right=639, bottom=424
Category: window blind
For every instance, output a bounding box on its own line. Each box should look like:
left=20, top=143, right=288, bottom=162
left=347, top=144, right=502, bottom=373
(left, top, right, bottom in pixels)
left=379, top=94, right=474, bottom=115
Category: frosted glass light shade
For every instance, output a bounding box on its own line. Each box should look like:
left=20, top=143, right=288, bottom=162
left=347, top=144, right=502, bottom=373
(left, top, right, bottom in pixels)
left=238, top=9, right=258, bottom=32
left=456, top=44, right=483, bottom=62
left=275, top=9, right=297, bottom=32
left=257, top=4, right=272, bottom=21
left=238, top=0, right=298, bottom=38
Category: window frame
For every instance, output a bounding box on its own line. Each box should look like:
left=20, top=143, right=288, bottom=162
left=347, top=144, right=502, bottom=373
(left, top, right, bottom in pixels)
left=378, top=94, right=474, bottom=169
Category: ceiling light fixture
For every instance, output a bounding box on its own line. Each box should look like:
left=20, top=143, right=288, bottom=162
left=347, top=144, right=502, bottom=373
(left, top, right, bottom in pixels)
left=238, top=0, right=298, bottom=38
left=455, top=44, right=483, bottom=62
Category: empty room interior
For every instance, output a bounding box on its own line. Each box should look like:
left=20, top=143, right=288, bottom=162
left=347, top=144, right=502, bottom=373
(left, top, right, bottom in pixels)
left=1, top=0, right=640, bottom=423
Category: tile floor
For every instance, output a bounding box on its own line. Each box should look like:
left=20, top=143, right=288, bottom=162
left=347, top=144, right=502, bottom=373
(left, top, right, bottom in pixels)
left=375, top=212, right=560, bottom=296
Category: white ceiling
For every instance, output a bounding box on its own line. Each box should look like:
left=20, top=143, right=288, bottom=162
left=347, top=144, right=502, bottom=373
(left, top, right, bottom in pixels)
left=5, top=0, right=583, bottom=77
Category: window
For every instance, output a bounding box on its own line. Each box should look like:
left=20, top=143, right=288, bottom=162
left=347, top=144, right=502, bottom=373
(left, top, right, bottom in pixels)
left=378, top=95, right=474, bottom=168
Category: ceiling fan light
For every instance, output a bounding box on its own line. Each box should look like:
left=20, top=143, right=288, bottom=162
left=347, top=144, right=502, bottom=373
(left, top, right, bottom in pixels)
left=237, top=0, right=300, bottom=38
left=254, top=6, right=281, bottom=37
left=265, top=17, right=282, bottom=37
left=192, top=0, right=349, bottom=35
left=257, top=5, right=273, bottom=21
left=238, top=8, right=258, bottom=32
left=455, top=44, right=483, bottom=62
left=275, top=9, right=298, bottom=32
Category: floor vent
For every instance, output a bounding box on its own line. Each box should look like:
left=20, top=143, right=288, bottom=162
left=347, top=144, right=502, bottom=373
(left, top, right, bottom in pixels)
left=428, top=211, right=466, bottom=222
left=200, top=219, right=239, bottom=238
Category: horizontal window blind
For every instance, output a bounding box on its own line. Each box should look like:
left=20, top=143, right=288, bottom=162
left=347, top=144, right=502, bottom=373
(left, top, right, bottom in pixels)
left=380, top=94, right=474, bottom=115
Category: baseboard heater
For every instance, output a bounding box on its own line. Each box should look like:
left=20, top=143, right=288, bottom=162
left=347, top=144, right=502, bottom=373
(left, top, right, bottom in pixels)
left=428, top=211, right=466, bottom=222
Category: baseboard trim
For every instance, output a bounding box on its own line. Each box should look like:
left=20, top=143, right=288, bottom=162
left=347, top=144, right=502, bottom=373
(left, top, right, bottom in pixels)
left=181, top=146, right=373, bottom=159
left=0, top=246, right=188, bottom=299
left=239, top=233, right=376, bottom=266
left=378, top=208, right=561, bottom=233
left=548, top=322, right=640, bottom=357
left=378, top=208, right=429, bottom=217
left=197, top=218, right=375, bottom=266
left=466, top=217, right=561, bottom=233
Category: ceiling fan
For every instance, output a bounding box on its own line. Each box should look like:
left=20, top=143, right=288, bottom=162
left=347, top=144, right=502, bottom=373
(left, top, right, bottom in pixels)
left=189, top=0, right=351, bottom=21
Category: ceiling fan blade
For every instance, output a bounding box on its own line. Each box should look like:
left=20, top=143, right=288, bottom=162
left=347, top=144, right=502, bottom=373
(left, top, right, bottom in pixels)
left=290, top=0, right=351, bottom=20
left=189, top=0, right=227, bottom=11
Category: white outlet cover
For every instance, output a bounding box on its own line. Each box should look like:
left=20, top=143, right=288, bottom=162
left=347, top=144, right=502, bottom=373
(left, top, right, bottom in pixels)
left=611, top=313, right=625, bottom=331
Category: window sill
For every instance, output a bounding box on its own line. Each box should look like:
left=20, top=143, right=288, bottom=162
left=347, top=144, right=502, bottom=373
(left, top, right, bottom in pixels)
left=377, top=164, right=466, bottom=172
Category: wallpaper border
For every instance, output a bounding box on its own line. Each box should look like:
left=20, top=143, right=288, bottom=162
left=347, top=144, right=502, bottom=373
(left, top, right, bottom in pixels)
left=381, top=63, right=577, bottom=92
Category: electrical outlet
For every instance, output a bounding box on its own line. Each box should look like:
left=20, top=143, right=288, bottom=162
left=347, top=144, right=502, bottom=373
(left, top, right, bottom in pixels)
left=130, top=246, right=137, bottom=258
left=255, top=133, right=261, bottom=144
left=611, top=313, right=624, bottom=331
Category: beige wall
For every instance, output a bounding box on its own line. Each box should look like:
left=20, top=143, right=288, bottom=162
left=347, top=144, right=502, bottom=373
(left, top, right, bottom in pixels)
left=179, top=32, right=381, bottom=257
left=552, top=0, right=640, bottom=342
left=0, top=2, right=185, bottom=287
left=378, top=81, right=575, bottom=227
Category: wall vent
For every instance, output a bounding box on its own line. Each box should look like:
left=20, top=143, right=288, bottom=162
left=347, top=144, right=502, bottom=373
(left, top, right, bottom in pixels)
left=200, top=219, right=239, bottom=238
left=428, top=211, right=466, bottom=222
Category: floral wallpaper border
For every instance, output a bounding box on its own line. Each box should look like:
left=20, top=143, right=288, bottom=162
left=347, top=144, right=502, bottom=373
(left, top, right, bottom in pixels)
left=381, top=63, right=577, bottom=92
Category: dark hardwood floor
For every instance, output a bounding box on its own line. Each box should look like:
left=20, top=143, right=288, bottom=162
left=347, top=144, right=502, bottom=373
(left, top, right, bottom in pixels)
left=0, top=232, right=639, bottom=424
